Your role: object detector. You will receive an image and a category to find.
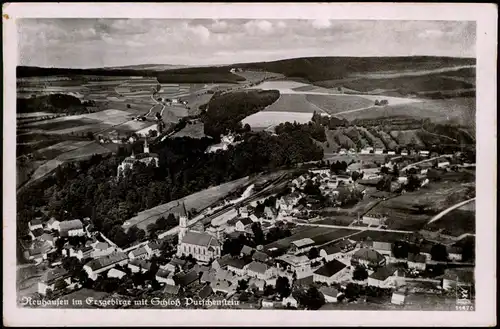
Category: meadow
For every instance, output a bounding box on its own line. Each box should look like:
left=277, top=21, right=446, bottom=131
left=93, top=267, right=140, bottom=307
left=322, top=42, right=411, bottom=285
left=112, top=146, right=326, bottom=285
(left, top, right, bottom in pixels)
left=263, top=94, right=325, bottom=113
left=337, top=97, right=475, bottom=126
left=123, top=176, right=251, bottom=232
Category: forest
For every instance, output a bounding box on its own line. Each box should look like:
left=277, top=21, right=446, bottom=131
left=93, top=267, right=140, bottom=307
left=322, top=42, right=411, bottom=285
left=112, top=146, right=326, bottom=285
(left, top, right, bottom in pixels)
left=201, top=89, right=280, bottom=139
left=17, top=128, right=323, bottom=252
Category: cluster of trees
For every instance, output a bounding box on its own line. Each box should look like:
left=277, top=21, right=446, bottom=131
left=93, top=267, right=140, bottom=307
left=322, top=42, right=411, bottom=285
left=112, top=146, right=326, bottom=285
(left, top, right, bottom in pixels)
left=352, top=265, right=369, bottom=281
left=311, top=112, right=349, bottom=129
left=275, top=121, right=326, bottom=142
left=294, top=286, right=325, bottom=310
left=17, top=94, right=90, bottom=115
left=201, top=90, right=280, bottom=139
left=17, top=130, right=322, bottom=249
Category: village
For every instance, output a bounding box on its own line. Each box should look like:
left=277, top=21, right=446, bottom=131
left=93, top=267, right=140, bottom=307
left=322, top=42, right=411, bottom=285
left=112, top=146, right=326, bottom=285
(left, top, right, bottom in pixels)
left=19, top=145, right=475, bottom=310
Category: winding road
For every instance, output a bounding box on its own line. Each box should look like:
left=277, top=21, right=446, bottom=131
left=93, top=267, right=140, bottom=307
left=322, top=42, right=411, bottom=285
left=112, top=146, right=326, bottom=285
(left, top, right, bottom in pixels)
left=427, top=197, right=476, bottom=225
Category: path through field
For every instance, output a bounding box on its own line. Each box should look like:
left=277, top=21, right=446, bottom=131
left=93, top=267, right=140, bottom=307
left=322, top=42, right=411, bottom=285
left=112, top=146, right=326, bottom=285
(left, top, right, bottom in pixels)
left=427, top=197, right=476, bottom=225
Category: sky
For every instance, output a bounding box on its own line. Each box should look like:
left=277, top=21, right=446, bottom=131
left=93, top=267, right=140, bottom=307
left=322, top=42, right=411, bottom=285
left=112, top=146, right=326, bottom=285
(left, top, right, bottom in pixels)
left=17, top=19, right=476, bottom=68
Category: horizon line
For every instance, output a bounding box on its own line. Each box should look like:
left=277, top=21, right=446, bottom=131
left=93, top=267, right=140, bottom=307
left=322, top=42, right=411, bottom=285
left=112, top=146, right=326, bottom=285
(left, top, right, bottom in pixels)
left=17, top=54, right=477, bottom=70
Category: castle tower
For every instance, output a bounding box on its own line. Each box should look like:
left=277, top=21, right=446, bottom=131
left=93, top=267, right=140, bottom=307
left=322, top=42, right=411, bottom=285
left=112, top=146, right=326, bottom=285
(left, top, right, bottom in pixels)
left=144, top=139, right=150, bottom=154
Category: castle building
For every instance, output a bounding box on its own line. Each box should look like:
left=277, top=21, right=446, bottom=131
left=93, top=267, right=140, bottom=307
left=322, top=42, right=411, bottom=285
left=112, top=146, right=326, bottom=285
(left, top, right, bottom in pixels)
left=176, top=203, right=221, bottom=264
left=117, top=139, right=159, bottom=178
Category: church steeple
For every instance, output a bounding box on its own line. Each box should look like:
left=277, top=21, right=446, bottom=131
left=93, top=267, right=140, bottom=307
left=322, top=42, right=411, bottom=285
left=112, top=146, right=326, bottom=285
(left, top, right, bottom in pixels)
left=144, top=138, right=150, bottom=154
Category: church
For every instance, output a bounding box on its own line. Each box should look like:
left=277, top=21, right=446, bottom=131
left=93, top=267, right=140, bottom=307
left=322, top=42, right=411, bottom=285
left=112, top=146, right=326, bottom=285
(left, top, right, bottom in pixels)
left=117, top=139, right=159, bottom=178
left=176, top=203, right=222, bottom=264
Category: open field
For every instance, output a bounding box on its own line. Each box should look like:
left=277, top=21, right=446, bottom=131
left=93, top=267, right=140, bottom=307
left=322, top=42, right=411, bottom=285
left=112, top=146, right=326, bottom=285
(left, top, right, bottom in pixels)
left=305, top=94, right=375, bottom=114
left=241, top=111, right=313, bottom=130
left=21, top=109, right=154, bottom=135
left=337, top=98, right=475, bottom=126
left=16, top=112, right=57, bottom=118
left=264, top=226, right=359, bottom=252
left=249, top=80, right=311, bottom=93
left=369, top=180, right=475, bottom=231
left=171, top=121, right=207, bottom=139
left=424, top=208, right=475, bottom=237
left=123, top=176, right=251, bottom=232
left=263, top=94, right=326, bottom=113
left=32, top=140, right=93, bottom=160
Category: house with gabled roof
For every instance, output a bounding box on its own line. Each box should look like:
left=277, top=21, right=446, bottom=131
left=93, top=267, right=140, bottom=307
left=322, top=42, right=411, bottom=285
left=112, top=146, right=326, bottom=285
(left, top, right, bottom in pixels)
left=289, top=238, right=315, bottom=255
left=407, top=253, right=427, bottom=271
left=252, top=250, right=269, bottom=263
left=39, top=233, right=56, bottom=247
left=319, top=244, right=343, bottom=262
left=107, top=268, right=127, bottom=279
left=128, top=259, right=152, bottom=274
left=30, top=228, right=44, bottom=241
left=29, top=219, right=43, bottom=231
left=155, top=269, right=175, bottom=285
left=38, top=267, right=72, bottom=295
left=368, top=265, right=401, bottom=288
left=83, top=252, right=128, bottom=280
left=26, top=240, right=54, bottom=264
left=45, top=217, right=60, bottom=231
left=351, top=248, right=386, bottom=269
left=319, top=286, right=342, bottom=303
left=91, top=242, right=115, bottom=259
left=234, top=217, right=254, bottom=232
left=145, top=241, right=162, bottom=258
left=225, top=257, right=248, bottom=276
left=244, top=261, right=276, bottom=280
left=58, top=219, right=84, bottom=237
left=174, top=270, right=199, bottom=287
left=128, top=247, right=149, bottom=261
left=313, top=259, right=348, bottom=285
left=70, top=245, right=93, bottom=261
left=240, top=245, right=254, bottom=258
left=197, top=284, right=214, bottom=299
left=163, top=283, right=181, bottom=296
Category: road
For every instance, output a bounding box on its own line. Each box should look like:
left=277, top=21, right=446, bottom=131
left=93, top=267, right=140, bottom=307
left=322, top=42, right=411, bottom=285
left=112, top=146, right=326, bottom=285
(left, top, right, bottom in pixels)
left=427, top=197, right=476, bottom=224
left=294, top=222, right=413, bottom=234
left=401, top=155, right=452, bottom=172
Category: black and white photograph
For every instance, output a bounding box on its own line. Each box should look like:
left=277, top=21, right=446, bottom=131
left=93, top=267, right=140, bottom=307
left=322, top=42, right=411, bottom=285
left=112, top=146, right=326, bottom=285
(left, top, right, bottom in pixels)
left=3, top=3, right=497, bottom=327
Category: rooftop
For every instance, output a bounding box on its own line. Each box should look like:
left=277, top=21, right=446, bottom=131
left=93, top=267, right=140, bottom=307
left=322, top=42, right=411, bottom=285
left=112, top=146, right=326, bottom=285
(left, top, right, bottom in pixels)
left=175, top=270, right=199, bottom=286
left=369, top=265, right=398, bottom=281
left=313, top=259, right=347, bottom=277
left=129, top=259, right=152, bottom=271
left=251, top=251, right=269, bottom=262
left=163, top=284, right=181, bottom=295
left=291, top=238, right=315, bottom=248
left=246, top=261, right=268, bottom=274
left=352, top=248, right=385, bottom=263
left=59, top=219, right=84, bottom=231
left=85, top=252, right=128, bottom=271
left=42, top=267, right=70, bottom=284
left=181, top=231, right=220, bottom=248
left=408, top=253, right=426, bottom=263
left=319, top=285, right=340, bottom=297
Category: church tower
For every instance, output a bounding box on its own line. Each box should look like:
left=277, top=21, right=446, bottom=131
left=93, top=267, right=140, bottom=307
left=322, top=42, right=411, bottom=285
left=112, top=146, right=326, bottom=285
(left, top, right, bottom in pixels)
left=144, top=138, right=150, bottom=154
left=178, top=201, right=188, bottom=243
